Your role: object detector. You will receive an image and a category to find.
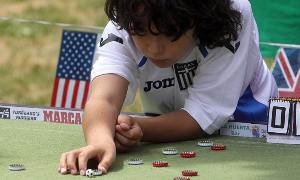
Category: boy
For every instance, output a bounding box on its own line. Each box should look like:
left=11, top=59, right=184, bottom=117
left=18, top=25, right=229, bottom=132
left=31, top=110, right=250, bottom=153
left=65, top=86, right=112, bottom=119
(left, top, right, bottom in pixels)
left=58, top=0, right=278, bottom=176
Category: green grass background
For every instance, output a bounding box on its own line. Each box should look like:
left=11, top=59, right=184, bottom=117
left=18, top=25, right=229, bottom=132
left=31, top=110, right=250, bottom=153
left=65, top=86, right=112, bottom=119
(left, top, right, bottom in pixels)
left=0, top=0, right=273, bottom=113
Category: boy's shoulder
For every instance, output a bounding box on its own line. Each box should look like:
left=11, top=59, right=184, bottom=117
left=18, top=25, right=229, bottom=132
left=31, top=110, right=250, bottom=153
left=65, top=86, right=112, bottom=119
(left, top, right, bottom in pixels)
left=103, top=21, right=129, bottom=37
left=231, top=0, right=252, bottom=15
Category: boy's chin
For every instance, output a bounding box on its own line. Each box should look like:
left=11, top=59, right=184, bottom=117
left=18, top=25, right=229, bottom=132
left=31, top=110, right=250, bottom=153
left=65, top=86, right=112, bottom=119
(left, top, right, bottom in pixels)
left=152, top=61, right=175, bottom=68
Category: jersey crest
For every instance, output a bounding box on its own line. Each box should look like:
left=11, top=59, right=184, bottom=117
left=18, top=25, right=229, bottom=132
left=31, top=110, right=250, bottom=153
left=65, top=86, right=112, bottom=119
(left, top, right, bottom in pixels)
left=174, top=60, right=198, bottom=90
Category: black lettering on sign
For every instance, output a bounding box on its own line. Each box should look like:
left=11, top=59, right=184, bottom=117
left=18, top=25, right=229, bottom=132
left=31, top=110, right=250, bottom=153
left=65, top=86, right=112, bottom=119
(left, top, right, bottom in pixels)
left=0, top=107, right=10, bottom=119
left=271, top=106, right=286, bottom=129
left=267, top=102, right=292, bottom=135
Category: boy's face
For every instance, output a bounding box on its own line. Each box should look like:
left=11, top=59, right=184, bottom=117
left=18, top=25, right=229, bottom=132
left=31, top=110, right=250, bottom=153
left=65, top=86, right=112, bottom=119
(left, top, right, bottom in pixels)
left=132, top=28, right=196, bottom=68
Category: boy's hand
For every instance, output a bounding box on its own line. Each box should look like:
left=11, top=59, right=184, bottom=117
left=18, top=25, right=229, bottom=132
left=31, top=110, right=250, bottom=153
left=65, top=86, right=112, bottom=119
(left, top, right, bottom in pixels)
left=58, top=141, right=116, bottom=176
left=115, top=114, right=143, bottom=152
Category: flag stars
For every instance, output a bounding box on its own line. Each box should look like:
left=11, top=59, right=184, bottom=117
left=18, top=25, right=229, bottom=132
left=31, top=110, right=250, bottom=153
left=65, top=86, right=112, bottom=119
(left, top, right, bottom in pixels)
left=57, top=31, right=97, bottom=81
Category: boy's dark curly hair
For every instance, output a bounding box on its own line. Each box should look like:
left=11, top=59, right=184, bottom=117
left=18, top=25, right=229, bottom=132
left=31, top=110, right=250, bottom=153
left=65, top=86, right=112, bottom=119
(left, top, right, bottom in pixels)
left=105, top=0, right=242, bottom=49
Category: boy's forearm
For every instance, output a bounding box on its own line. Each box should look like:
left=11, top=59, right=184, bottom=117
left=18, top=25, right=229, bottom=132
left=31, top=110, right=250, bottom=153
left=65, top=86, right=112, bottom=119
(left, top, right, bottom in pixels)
left=82, top=100, right=118, bottom=145
left=81, top=75, right=129, bottom=145
left=134, top=110, right=207, bottom=142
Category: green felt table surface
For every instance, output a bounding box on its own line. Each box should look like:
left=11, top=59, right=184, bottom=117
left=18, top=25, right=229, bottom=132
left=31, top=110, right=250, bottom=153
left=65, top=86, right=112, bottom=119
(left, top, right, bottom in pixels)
left=1, top=119, right=300, bottom=180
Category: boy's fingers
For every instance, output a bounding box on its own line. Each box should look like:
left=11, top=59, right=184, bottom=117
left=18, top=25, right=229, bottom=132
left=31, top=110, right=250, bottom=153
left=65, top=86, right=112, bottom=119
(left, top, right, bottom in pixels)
left=115, top=132, right=138, bottom=146
left=77, top=151, right=93, bottom=176
left=127, top=125, right=143, bottom=140
left=115, top=139, right=130, bottom=152
left=98, top=153, right=115, bottom=174
left=59, top=153, right=68, bottom=174
left=115, top=124, right=124, bottom=132
left=119, top=122, right=131, bottom=130
left=66, top=153, right=79, bottom=175
left=116, top=125, right=141, bottom=140
left=117, top=115, right=134, bottom=127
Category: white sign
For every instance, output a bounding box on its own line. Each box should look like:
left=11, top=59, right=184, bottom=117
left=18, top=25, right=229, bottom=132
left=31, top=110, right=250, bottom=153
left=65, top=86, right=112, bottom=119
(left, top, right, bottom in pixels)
left=220, top=122, right=267, bottom=138
left=0, top=103, right=83, bottom=124
left=267, top=98, right=300, bottom=144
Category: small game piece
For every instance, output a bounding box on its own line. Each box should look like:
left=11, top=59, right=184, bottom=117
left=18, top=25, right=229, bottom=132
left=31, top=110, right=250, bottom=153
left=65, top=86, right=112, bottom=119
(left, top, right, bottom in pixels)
left=182, top=170, right=198, bottom=176
left=127, top=158, right=143, bottom=165
left=86, top=169, right=95, bottom=178
left=8, top=164, right=26, bottom=171
left=197, top=140, right=213, bottom=147
left=93, top=169, right=102, bottom=176
left=180, top=151, right=196, bottom=158
left=162, top=148, right=178, bottom=155
left=210, top=144, right=226, bottom=151
left=173, top=176, right=190, bottom=180
left=152, top=161, right=168, bottom=167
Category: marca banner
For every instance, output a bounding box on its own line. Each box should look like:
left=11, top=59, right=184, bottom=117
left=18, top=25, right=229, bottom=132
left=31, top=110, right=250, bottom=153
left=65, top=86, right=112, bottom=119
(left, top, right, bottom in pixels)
left=1, top=103, right=268, bottom=139
left=0, top=103, right=83, bottom=124
left=220, top=122, right=267, bottom=138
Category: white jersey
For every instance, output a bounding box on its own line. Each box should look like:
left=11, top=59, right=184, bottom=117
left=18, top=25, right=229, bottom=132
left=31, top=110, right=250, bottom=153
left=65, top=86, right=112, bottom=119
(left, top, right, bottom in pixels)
left=91, top=0, right=278, bottom=134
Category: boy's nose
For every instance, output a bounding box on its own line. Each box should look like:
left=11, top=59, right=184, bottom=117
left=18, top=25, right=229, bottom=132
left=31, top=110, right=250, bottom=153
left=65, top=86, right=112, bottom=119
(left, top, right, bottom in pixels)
left=147, top=36, right=164, bottom=55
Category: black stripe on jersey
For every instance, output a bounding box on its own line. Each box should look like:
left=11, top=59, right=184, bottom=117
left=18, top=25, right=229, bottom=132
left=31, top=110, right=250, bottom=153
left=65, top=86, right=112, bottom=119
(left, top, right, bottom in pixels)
left=224, top=41, right=240, bottom=54
left=100, top=33, right=123, bottom=47
left=138, top=56, right=148, bottom=68
left=198, top=45, right=208, bottom=58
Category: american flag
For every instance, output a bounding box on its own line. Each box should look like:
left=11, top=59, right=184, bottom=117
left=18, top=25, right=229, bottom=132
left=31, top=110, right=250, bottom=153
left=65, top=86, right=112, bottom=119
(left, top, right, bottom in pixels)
left=51, top=30, right=98, bottom=109
left=272, top=47, right=300, bottom=97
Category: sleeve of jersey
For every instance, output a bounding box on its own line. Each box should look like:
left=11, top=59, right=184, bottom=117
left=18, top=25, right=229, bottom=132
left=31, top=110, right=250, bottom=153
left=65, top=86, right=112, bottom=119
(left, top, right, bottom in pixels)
left=182, top=0, right=257, bottom=134
left=91, top=21, right=138, bottom=105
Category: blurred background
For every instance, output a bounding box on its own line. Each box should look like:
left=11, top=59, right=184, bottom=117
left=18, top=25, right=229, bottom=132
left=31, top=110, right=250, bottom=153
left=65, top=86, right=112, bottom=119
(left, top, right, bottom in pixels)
left=0, top=0, right=299, bottom=112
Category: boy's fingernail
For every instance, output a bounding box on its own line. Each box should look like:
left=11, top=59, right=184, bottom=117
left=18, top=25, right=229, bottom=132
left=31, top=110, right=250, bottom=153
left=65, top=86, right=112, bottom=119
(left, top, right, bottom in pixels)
left=99, top=166, right=107, bottom=174
left=71, top=169, right=77, bottom=174
left=61, top=168, right=67, bottom=173
left=80, top=170, right=85, bottom=176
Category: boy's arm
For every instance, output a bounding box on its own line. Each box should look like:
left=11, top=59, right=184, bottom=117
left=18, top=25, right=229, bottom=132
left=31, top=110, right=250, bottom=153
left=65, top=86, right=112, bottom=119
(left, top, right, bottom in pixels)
left=58, top=74, right=129, bottom=175
left=83, top=74, right=129, bottom=145
left=134, top=110, right=207, bottom=142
